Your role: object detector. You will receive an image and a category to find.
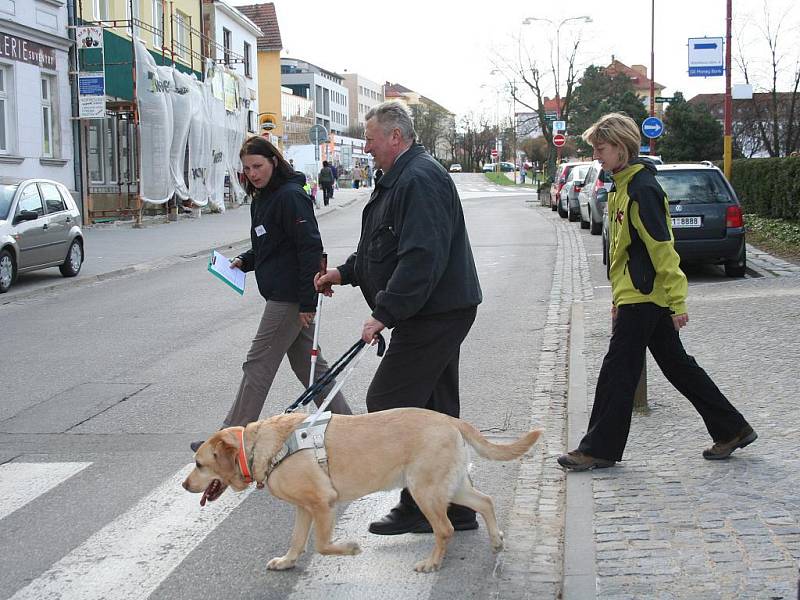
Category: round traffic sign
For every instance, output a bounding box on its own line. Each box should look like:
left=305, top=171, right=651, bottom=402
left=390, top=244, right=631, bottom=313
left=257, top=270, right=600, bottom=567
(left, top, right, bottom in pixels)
left=641, top=116, right=664, bottom=139
left=553, top=133, right=566, bottom=147
left=308, top=124, right=329, bottom=145
left=491, top=148, right=498, bottom=158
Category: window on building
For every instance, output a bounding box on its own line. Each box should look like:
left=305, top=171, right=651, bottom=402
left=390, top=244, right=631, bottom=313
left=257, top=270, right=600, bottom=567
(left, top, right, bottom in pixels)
left=41, top=76, right=55, bottom=158
left=0, top=65, right=9, bottom=154
left=243, top=41, right=251, bottom=77
left=126, top=0, right=140, bottom=25
left=94, top=0, right=110, bottom=20
left=175, top=11, right=188, bottom=58
left=223, top=28, right=231, bottom=65
left=152, top=0, right=164, bottom=48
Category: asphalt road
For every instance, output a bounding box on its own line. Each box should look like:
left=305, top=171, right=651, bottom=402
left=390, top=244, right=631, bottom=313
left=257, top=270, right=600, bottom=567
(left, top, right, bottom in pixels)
left=0, top=176, right=554, bottom=599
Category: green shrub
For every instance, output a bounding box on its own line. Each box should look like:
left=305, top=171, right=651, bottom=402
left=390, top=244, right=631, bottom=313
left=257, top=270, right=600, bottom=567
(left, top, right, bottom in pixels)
left=723, top=156, right=800, bottom=220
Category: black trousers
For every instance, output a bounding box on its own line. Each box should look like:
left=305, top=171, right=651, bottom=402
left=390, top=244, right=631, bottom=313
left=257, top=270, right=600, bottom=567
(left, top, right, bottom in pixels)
left=578, top=302, right=749, bottom=462
left=321, top=183, right=333, bottom=204
left=366, top=307, right=477, bottom=418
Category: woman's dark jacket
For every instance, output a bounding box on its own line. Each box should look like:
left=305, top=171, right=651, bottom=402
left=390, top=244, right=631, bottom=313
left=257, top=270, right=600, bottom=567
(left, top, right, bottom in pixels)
left=337, top=143, right=482, bottom=328
left=237, top=172, right=322, bottom=312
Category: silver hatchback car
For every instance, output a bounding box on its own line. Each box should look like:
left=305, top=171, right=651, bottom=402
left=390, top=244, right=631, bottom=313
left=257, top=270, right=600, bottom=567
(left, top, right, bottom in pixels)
left=0, top=177, right=84, bottom=293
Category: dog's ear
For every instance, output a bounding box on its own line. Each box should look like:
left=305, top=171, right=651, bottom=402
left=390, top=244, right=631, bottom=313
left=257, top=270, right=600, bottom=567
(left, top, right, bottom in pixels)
left=211, top=429, right=239, bottom=478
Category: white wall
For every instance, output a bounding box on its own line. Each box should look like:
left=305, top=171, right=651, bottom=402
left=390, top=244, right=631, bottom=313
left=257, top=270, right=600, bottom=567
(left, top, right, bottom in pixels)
left=214, top=3, right=259, bottom=130
left=0, top=0, right=74, bottom=190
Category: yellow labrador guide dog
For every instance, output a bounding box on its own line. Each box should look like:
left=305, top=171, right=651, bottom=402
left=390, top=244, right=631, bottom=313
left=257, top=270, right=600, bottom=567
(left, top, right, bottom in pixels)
left=183, top=407, right=542, bottom=573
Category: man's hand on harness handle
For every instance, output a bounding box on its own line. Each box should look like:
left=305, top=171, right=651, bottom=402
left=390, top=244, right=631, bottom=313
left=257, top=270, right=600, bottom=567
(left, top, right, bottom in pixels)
left=362, top=316, right=385, bottom=344
left=314, top=268, right=341, bottom=297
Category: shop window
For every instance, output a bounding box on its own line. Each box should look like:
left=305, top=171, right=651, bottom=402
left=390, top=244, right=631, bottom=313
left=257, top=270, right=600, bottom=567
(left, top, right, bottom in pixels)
left=41, top=76, right=55, bottom=158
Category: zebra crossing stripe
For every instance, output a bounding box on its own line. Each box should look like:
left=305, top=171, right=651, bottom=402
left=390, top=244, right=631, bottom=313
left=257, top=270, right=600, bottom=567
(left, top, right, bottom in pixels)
left=1, top=462, right=92, bottom=522
left=9, top=464, right=252, bottom=600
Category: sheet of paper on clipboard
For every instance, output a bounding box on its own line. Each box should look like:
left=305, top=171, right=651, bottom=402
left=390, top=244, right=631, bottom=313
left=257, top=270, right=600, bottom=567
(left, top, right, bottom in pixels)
left=207, top=250, right=246, bottom=295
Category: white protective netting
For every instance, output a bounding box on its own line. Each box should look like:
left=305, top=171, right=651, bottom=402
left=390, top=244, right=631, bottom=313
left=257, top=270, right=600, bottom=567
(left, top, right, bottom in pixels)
left=134, top=40, right=249, bottom=211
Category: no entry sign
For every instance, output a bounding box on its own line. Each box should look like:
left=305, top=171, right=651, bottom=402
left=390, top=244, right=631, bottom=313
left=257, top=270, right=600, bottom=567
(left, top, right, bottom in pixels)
left=553, top=133, right=566, bottom=147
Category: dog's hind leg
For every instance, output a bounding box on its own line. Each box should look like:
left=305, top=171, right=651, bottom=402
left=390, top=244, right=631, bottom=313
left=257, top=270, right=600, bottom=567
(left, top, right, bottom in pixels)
left=451, top=482, right=504, bottom=552
left=267, top=506, right=313, bottom=571
left=412, top=497, right=454, bottom=572
left=311, top=503, right=361, bottom=557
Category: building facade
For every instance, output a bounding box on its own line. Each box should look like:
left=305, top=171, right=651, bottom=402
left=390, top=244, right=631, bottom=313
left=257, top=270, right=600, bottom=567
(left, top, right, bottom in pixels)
left=235, top=3, right=282, bottom=142
left=0, top=0, right=76, bottom=196
left=76, top=0, right=204, bottom=220
left=281, top=58, right=348, bottom=137
left=384, top=81, right=455, bottom=161
left=281, top=85, right=313, bottom=146
left=604, top=58, right=666, bottom=113
left=201, top=0, right=261, bottom=135
left=341, top=72, right=383, bottom=135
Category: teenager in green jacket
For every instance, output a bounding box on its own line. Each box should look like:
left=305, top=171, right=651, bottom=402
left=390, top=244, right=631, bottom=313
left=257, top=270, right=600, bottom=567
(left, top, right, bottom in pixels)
left=558, top=113, right=756, bottom=471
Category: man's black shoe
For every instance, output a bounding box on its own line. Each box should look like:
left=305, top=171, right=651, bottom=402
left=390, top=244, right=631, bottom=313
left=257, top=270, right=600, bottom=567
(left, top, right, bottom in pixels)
left=368, top=501, right=430, bottom=535
left=190, top=440, right=205, bottom=453
left=410, top=504, right=479, bottom=534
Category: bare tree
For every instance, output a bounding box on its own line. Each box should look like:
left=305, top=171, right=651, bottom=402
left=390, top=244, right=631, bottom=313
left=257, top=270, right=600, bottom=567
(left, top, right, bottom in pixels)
left=735, top=1, right=800, bottom=156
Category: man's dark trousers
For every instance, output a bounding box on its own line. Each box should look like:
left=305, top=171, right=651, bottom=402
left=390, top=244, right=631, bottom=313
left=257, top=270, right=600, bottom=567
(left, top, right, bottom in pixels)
left=365, top=307, right=476, bottom=417
left=578, top=302, right=749, bottom=462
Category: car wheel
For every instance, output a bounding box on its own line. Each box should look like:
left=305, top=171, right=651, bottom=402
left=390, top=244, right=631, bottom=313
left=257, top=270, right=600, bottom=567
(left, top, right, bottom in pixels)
left=551, top=199, right=557, bottom=211
left=580, top=207, right=590, bottom=229
left=590, top=209, right=602, bottom=235
left=0, top=248, right=15, bottom=293
left=568, top=207, right=579, bottom=222
left=59, top=239, right=83, bottom=277
left=724, top=244, right=747, bottom=278
left=557, top=199, right=567, bottom=218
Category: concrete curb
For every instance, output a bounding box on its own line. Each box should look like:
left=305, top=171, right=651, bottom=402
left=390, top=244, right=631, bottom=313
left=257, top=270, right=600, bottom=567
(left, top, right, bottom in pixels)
left=1, top=194, right=364, bottom=303
left=562, top=302, right=596, bottom=599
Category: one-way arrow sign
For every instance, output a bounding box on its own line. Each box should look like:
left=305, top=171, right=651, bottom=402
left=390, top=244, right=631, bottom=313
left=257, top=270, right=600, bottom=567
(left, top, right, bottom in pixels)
left=688, top=37, right=724, bottom=77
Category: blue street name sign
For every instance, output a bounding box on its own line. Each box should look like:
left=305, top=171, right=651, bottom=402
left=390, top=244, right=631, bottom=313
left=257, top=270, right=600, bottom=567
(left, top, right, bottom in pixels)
left=641, top=116, right=664, bottom=139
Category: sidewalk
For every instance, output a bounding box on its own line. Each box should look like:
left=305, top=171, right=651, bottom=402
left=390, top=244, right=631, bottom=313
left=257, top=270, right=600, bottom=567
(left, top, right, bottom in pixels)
left=3, top=187, right=370, bottom=300
left=566, top=276, right=800, bottom=598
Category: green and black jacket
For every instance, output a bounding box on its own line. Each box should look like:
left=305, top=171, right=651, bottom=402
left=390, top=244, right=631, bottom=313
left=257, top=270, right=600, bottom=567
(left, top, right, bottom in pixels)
left=607, top=159, right=688, bottom=315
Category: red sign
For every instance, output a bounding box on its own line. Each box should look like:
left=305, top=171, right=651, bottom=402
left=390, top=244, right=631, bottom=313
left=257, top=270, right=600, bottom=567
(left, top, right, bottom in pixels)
left=491, top=148, right=498, bottom=158
left=553, top=133, right=566, bottom=148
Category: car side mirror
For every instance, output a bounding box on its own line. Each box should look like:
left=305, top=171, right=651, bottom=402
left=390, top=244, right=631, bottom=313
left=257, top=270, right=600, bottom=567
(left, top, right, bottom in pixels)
left=596, top=188, right=608, bottom=203
left=14, top=210, right=39, bottom=224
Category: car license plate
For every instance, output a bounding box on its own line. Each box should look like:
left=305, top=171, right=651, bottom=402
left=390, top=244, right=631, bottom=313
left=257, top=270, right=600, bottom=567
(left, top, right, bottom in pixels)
left=671, top=216, right=702, bottom=228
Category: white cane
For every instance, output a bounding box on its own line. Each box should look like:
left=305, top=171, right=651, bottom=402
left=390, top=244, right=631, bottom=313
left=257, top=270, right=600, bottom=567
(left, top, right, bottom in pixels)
left=308, top=252, right=327, bottom=391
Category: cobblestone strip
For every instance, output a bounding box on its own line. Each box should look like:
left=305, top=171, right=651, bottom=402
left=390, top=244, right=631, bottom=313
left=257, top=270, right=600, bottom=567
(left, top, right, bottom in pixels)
left=747, top=244, right=800, bottom=277
left=492, top=215, right=593, bottom=599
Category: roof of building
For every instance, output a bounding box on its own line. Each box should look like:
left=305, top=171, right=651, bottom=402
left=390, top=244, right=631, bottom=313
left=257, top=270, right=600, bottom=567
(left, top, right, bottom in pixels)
left=236, top=3, right=282, bottom=51
left=604, top=59, right=664, bottom=91
left=384, top=82, right=453, bottom=115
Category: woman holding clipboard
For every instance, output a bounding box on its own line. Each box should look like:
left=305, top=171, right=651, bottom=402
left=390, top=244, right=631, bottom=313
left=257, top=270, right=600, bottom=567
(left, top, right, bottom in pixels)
left=191, top=138, right=350, bottom=451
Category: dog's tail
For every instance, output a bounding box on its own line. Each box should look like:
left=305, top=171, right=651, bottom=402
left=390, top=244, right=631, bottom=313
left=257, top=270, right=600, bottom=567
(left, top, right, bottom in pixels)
left=454, top=419, right=543, bottom=461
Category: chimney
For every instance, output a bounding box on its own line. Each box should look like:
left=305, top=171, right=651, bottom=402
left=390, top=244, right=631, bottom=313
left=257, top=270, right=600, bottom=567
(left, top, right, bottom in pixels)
left=631, top=64, right=648, bottom=78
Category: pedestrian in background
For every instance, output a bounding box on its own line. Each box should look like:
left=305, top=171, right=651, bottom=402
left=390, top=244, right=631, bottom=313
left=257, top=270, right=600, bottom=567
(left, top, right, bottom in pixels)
left=365, top=163, right=374, bottom=187
left=558, top=112, right=756, bottom=471
left=191, top=137, right=350, bottom=452
left=330, top=162, right=338, bottom=198
left=352, top=164, right=362, bottom=189
left=318, top=160, right=334, bottom=207
left=315, top=101, right=483, bottom=535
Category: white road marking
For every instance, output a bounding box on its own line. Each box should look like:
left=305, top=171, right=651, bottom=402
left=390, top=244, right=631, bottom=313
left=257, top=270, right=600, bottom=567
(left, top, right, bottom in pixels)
left=286, top=491, right=438, bottom=599
left=0, top=462, right=92, bottom=522
left=9, top=464, right=252, bottom=600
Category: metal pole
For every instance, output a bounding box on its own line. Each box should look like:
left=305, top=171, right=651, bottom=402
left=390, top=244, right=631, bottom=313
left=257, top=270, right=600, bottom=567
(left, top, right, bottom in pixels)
left=129, top=0, right=143, bottom=227
left=649, top=0, right=656, bottom=156
left=723, top=0, right=733, bottom=180
left=555, top=24, right=562, bottom=165
left=309, top=253, right=327, bottom=387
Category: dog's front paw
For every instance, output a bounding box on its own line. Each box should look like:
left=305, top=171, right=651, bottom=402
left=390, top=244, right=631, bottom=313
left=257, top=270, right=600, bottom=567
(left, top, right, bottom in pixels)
left=413, top=558, right=442, bottom=573
left=492, top=530, right=505, bottom=552
left=266, top=556, right=297, bottom=571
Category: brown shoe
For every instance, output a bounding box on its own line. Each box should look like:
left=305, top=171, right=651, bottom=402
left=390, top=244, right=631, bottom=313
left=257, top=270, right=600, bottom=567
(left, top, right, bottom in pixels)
left=557, top=450, right=615, bottom=471
left=703, top=425, right=757, bottom=460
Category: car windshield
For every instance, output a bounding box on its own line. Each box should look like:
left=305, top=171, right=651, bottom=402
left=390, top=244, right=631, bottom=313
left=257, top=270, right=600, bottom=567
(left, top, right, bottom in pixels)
left=655, top=170, right=734, bottom=204
left=0, top=184, right=18, bottom=219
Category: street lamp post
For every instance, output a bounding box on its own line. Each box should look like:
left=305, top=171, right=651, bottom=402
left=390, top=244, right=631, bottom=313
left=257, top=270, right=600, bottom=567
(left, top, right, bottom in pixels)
left=523, top=15, right=592, bottom=167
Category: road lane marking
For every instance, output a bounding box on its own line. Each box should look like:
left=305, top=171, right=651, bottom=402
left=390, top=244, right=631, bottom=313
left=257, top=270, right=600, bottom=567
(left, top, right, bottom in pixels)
left=1, top=462, right=92, bottom=522
left=9, top=464, right=252, bottom=600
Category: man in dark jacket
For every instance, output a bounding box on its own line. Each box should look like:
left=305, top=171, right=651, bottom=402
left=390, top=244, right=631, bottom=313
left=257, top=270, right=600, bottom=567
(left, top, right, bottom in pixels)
left=315, top=101, right=483, bottom=535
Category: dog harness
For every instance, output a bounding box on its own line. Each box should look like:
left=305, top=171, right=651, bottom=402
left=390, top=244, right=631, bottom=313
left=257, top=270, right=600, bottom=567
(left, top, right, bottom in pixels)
left=262, top=411, right=333, bottom=481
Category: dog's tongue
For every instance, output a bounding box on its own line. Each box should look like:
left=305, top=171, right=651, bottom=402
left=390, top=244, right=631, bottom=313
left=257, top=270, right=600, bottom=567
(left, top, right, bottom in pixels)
left=200, top=479, right=220, bottom=507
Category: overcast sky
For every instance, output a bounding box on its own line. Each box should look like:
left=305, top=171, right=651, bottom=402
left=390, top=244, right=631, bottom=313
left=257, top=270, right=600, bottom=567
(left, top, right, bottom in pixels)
left=231, top=0, right=799, bottom=121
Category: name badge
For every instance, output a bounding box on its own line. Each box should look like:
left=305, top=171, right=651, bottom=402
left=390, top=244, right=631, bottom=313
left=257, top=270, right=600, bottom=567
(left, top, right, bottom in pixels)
left=255, top=225, right=266, bottom=237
